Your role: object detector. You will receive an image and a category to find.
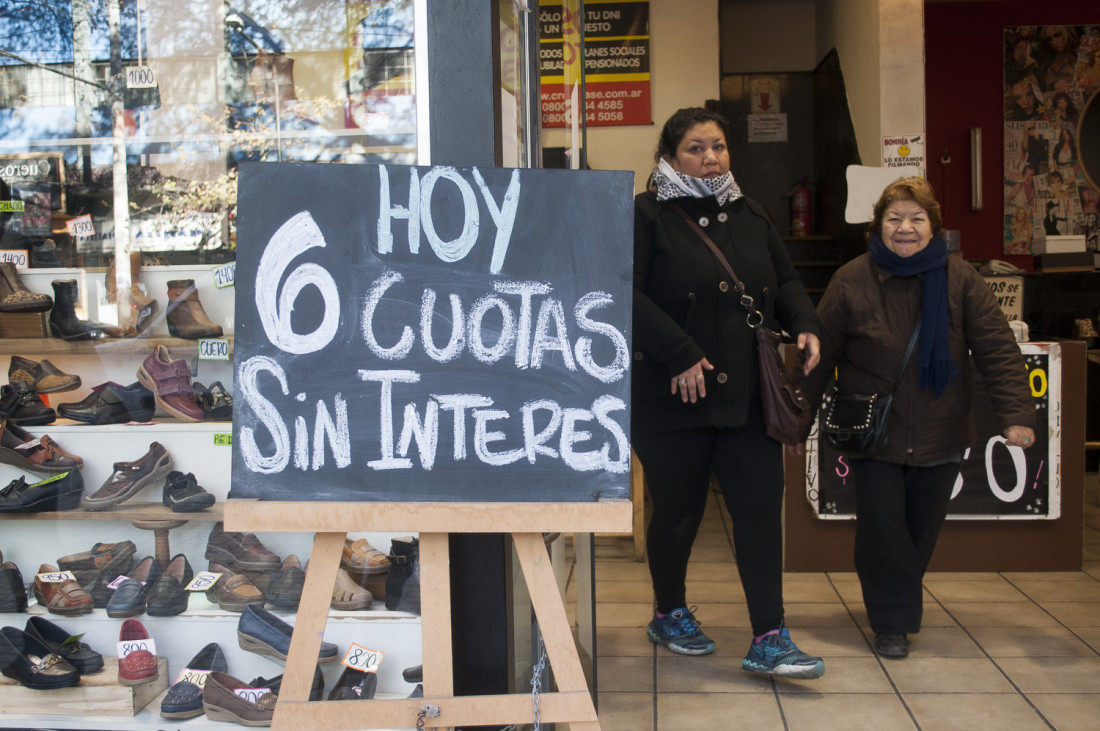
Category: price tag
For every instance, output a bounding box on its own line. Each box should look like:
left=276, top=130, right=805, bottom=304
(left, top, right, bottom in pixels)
left=235, top=687, right=272, bottom=704
left=125, top=65, right=157, bottom=89
left=0, top=249, right=29, bottom=268
left=185, top=571, right=222, bottom=592
left=35, top=570, right=76, bottom=583
left=0, top=200, right=25, bottom=213
left=341, top=642, right=384, bottom=673
left=58, top=633, right=86, bottom=649
left=174, top=667, right=212, bottom=687
left=212, top=261, right=236, bottom=288
left=107, top=574, right=132, bottom=590
left=66, top=214, right=95, bottom=239
left=213, top=433, right=233, bottom=447
left=198, top=338, right=230, bottom=361
left=117, top=637, right=156, bottom=659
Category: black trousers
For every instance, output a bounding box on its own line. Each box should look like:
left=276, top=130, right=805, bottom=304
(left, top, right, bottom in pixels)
left=850, top=458, right=959, bottom=635
left=632, top=415, right=785, bottom=637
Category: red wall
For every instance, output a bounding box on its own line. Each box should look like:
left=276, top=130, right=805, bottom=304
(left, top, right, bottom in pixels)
left=924, top=1, right=1097, bottom=270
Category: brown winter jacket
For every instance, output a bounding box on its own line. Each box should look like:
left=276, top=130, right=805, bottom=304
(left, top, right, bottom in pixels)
left=805, top=253, right=1035, bottom=464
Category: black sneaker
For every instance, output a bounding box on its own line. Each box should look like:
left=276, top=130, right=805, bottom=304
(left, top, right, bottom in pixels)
left=162, top=471, right=215, bottom=512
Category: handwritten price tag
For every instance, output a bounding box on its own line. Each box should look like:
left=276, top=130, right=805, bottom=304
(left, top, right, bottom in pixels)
left=185, top=571, right=222, bottom=592
left=125, top=65, right=157, bottom=89
left=66, top=214, right=95, bottom=239
left=341, top=642, right=383, bottom=673
left=213, top=433, right=233, bottom=447
left=212, top=261, right=236, bottom=288
left=198, top=338, right=230, bottom=361
left=0, top=249, right=28, bottom=268
left=174, top=667, right=212, bottom=687
left=235, top=687, right=272, bottom=704
left=35, top=570, right=76, bottom=583
left=117, top=637, right=156, bottom=659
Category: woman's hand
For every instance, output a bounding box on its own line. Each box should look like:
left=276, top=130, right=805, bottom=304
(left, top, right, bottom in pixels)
left=797, top=332, right=821, bottom=375
left=671, top=358, right=713, bottom=403
left=1004, top=425, right=1036, bottom=448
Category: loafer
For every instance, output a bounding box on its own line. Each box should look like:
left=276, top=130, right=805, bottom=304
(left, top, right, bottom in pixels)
left=84, top=557, right=135, bottom=609
left=162, top=470, right=215, bottom=512
left=106, top=555, right=162, bottom=618
left=873, top=633, right=909, bottom=659
left=118, top=618, right=158, bottom=685
left=195, top=381, right=233, bottom=421
left=32, top=563, right=93, bottom=616
left=160, top=642, right=227, bottom=719
left=0, top=626, right=80, bottom=689
left=331, top=567, right=372, bottom=611
left=206, top=522, right=280, bottom=572
left=57, top=381, right=155, bottom=425
left=0, top=262, right=52, bottom=312
left=24, top=616, right=104, bottom=674
left=341, top=537, right=390, bottom=580
left=266, top=555, right=305, bottom=609
left=83, top=441, right=173, bottom=510
left=0, top=419, right=83, bottom=474
left=249, top=665, right=325, bottom=701
left=147, top=553, right=194, bottom=616
left=207, top=562, right=265, bottom=612
left=0, top=381, right=56, bottom=425
left=8, top=355, right=81, bottom=394
left=0, top=550, right=28, bottom=613
left=137, top=345, right=204, bottom=422
left=58, top=540, right=137, bottom=586
left=203, top=671, right=277, bottom=726
left=237, top=604, right=338, bottom=663
left=327, top=666, right=377, bottom=700
left=0, top=468, right=84, bottom=513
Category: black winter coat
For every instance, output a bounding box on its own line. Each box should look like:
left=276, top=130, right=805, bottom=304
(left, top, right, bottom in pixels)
left=632, top=191, right=819, bottom=431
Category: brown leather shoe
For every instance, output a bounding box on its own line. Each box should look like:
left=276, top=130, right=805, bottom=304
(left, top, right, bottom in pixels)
left=0, top=419, right=83, bottom=474
left=205, top=522, right=280, bottom=572
left=8, top=355, right=82, bottom=393
left=83, top=441, right=173, bottom=511
left=32, top=563, right=94, bottom=616
left=331, top=567, right=372, bottom=611
left=57, top=540, right=137, bottom=584
left=341, top=537, right=390, bottom=580
left=207, top=562, right=265, bottom=612
left=203, top=671, right=276, bottom=726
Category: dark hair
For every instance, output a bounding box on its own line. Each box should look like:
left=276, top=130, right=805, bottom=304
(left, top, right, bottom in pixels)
left=653, top=107, right=733, bottom=165
left=868, top=177, right=944, bottom=240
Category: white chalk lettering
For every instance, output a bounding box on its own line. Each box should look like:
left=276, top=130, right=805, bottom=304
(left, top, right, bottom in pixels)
left=434, top=394, right=494, bottom=461
left=473, top=409, right=526, bottom=465
left=467, top=294, right=518, bottom=363
left=420, top=288, right=465, bottom=362
left=377, top=166, right=420, bottom=255
left=592, top=395, right=629, bottom=473
left=494, top=280, right=552, bottom=369
left=238, top=356, right=291, bottom=474
left=531, top=297, right=576, bottom=370
left=398, top=399, right=439, bottom=469
left=521, top=399, right=562, bottom=462
left=573, top=291, right=630, bottom=383
left=421, top=167, right=480, bottom=263
left=362, top=270, right=415, bottom=360
left=313, top=395, right=351, bottom=470
left=560, top=408, right=601, bottom=471
left=358, top=369, right=421, bottom=470
left=472, top=167, right=521, bottom=274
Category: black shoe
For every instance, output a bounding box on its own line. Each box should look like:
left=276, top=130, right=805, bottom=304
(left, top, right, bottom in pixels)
left=160, top=642, right=228, bottom=719
left=162, top=471, right=216, bottom=512
left=106, top=555, right=162, bottom=618
left=402, top=664, right=423, bottom=683
left=873, top=633, right=909, bottom=659
left=24, top=616, right=104, bottom=674
left=48, top=279, right=108, bottom=340
left=0, top=551, right=28, bottom=612
left=0, top=468, right=84, bottom=513
left=0, top=626, right=80, bottom=689
left=384, top=536, right=420, bottom=614
left=249, top=665, right=325, bottom=701
left=327, top=666, right=377, bottom=700
left=84, top=556, right=136, bottom=609
left=266, top=555, right=305, bottom=609
left=0, top=382, right=56, bottom=425
left=194, top=381, right=233, bottom=421
left=58, top=381, right=155, bottom=425
left=147, top=553, right=194, bottom=616
left=29, top=238, right=63, bottom=267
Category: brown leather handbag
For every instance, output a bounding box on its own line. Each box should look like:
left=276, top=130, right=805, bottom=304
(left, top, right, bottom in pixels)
left=668, top=203, right=812, bottom=444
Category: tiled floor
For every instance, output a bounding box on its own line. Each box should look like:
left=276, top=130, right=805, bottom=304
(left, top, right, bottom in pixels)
left=576, top=478, right=1100, bottom=730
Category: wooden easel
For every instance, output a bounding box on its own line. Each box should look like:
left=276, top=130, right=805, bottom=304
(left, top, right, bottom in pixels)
left=225, top=499, right=632, bottom=730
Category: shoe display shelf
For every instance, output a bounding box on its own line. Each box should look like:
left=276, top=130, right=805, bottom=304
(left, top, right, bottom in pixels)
left=2, top=265, right=425, bottom=728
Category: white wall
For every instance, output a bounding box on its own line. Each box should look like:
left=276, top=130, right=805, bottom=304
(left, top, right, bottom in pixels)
left=542, top=0, right=721, bottom=193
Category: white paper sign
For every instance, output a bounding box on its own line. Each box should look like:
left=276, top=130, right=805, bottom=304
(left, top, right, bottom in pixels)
left=66, top=214, right=95, bottom=238
left=844, top=165, right=924, bottom=224
left=882, top=134, right=925, bottom=170
left=126, top=66, right=157, bottom=89
left=35, top=570, right=76, bottom=583
left=185, top=571, right=222, bottom=592
left=341, top=642, right=384, bottom=673
left=117, top=637, right=156, bottom=659
left=747, top=114, right=787, bottom=143
left=0, top=249, right=29, bottom=268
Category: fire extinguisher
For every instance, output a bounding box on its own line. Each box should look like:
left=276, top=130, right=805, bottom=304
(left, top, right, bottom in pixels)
left=790, top=177, right=812, bottom=237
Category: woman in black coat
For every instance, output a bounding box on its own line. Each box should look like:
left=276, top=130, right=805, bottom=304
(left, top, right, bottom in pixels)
left=632, top=107, right=824, bottom=678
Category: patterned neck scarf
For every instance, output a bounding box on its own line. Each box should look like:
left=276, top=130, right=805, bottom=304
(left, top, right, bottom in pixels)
left=652, top=158, right=742, bottom=205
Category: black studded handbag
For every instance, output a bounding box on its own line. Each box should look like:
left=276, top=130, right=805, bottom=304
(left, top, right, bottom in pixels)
left=820, top=318, right=921, bottom=457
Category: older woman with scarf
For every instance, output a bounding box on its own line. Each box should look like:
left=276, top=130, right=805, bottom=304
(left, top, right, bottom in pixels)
left=633, top=107, right=825, bottom=679
left=804, top=177, right=1035, bottom=660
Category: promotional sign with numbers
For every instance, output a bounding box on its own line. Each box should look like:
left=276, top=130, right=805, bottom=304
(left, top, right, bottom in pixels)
left=232, top=162, right=634, bottom=504
left=806, top=343, right=1061, bottom=519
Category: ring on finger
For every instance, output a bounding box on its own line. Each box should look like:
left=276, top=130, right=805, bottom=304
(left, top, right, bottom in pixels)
left=696, top=374, right=704, bottom=379
left=678, top=378, right=686, bottom=385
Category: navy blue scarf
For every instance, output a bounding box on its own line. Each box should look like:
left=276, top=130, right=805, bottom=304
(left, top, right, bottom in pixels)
left=868, top=233, right=958, bottom=396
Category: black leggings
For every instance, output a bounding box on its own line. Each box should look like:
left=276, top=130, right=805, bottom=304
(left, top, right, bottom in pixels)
left=632, top=417, right=785, bottom=637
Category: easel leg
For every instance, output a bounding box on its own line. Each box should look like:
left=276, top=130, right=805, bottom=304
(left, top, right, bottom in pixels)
left=419, top=533, right=454, bottom=699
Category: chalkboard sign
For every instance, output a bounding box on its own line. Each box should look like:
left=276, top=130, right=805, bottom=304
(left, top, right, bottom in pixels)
left=806, top=343, right=1060, bottom=519
left=231, top=162, right=634, bottom=503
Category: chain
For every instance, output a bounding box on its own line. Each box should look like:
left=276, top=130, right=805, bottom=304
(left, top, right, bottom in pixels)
left=415, top=702, right=440, bottom=730
left=530, top=635, right=548, bottom=731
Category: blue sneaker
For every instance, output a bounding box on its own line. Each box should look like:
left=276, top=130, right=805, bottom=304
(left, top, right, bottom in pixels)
left=741, top=628, right=825, bottom=678
left=646, top=607, right=715, bottom=655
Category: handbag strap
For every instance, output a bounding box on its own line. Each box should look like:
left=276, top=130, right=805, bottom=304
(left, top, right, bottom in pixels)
left=668, top=201, right=764, bottom=328
left=890, top=317, right=922, bottom=394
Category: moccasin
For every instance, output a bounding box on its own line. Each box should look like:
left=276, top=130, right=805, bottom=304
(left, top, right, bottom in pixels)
left=147, top=553, right=194, bottom=617
left=0, top=468, right=84, bottom=513
left=32, top=563, right=93, bottom=616
left=237, top=604, right=338, bottom=662
left=117, top=618, right=158, bottom=685
left=24, top=616, right=104, bottom=674
left=266, top=555, right=305, bottom=609
left=57, top=540, right=137, bottom=585
left=106, top=555, right=162, bottom=618
left=206, top=522, right=280, bottom=572
left=0, top=550, right=28, bottom=613
left=203, top=671, right=277, bottom=726
left=8, top=356, right=81, bottom=394
left=0, top=626, right=79, bottom=689
left=207, top=562, right=265, bottom=612
left=57, top=381, right=155, bottom=425
left=0, top=419, right=83, bottom=474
